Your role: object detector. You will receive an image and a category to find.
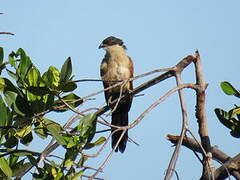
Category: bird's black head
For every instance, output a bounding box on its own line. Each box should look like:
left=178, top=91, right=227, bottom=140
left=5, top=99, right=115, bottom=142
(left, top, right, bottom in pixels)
left=99, top=36, right=126, bottom=49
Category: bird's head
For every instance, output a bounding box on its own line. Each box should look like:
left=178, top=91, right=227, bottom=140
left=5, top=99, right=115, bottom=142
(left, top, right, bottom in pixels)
left=99, top=36, right=127, bottom=50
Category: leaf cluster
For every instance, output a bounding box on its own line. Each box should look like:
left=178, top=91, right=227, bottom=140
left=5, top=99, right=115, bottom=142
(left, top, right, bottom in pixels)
left=0, top=47, right=106, bottom=179
left=215, top=81, right=240, bottom=138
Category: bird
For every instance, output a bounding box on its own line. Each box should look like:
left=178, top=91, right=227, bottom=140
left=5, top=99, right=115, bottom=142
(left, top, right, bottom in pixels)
left=99, top=36, right=134, bottom=153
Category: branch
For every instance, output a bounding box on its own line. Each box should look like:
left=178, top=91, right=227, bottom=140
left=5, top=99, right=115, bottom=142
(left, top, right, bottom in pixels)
left=129, top=83, right=197, bottom=130
left=194, top=51, right=214, bottom=179
left=215, top=154, right=240, bottom=180
left=164, top=71, right=190, bottom=179
left=19, top=54, right=196, bottom=178
left=96, top=55, right=196, bottom=117
left=0, top=149, right=40, bottom=158
left=0, top=32, right=14, bottom=35
left=167, top=135, right=240, bottom=179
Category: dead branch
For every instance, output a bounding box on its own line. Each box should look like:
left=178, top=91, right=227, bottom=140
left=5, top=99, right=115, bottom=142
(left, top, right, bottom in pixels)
left=194, top=51, right=214, bottom=179
left=164, top=71, right=190, bottom=179
left=167, top=135, right=240, bottom=179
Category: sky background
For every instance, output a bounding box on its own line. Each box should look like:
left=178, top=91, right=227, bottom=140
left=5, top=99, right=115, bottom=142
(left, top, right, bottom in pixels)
left=1, top=1, right=240, bottom=179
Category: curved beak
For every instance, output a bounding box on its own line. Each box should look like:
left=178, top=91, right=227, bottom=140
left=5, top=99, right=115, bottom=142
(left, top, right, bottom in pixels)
left=98, top=43, right=106, bottom=49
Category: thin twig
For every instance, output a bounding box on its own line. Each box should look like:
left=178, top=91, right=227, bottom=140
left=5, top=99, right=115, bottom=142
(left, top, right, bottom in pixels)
left=0, top=32, right=14, bottom=35
left=90, top=129, right=127, bottom=179
left=167, top=135, right=240, bottom=179
left=164, top=72, right=189, bottom=180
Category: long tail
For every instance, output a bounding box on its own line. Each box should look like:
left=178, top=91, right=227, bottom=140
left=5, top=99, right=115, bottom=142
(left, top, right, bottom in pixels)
left=111, top=111, right=128, bottom=153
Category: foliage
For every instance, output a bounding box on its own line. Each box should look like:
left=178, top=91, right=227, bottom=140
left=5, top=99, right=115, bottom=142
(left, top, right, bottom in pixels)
left=215, top=81, right=240, bottom=138
left=0, top=47, right=106, bottom=179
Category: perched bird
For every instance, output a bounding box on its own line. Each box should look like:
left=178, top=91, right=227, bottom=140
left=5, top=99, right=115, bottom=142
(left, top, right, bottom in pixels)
left=99, top=36, right=134, bottom=153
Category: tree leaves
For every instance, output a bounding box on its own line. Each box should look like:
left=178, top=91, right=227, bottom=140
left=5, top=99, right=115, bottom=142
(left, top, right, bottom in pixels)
left=0, top=47, right=105, bottom=179
left=0, top=157, right=12, bottom=178
left=0, top=96, right=8, bottom=128
left=52, top=93, right=83, bottom=112
left=215, top=81, right=240, bottom=138
left=47, top=125, right=66, bottom=146
left=215, top=108, right=240, bottom=138
left=77, top=113, right=97, bottom=147
left=60, top=57, right=72, bottom=84
left=220, top=81, right=240, bottom=97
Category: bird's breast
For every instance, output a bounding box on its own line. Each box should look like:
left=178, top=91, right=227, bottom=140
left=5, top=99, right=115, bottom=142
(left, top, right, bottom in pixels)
left=102, top=55, right=132, bottom=92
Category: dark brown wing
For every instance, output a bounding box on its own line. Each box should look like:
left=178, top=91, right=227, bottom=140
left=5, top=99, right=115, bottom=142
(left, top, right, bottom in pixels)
left=100, top=55, right=111, bottom=103
left=128, top=56, right=134, bottom=91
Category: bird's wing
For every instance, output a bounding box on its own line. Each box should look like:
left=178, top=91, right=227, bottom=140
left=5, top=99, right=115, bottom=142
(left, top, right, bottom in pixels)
left=128, top=56, right=134, bottom=90
left=100, top=56, right=111, bottom=103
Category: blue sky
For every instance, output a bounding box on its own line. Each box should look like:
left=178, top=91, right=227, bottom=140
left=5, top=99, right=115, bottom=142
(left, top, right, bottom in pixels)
left=1, top=1, right=240, bottom=179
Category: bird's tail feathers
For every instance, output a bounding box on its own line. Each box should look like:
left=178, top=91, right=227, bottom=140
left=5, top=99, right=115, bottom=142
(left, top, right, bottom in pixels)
left=111, top=112, right=128, bottom=153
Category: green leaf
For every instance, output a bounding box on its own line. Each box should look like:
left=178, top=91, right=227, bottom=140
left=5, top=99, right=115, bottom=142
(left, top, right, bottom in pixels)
left=0, top=157, right=13, bottom=177
left=60, top=57, right=72, bottom=83
left=215, top=108, right=240, bottom=138
left=0, top=47, right=3, bottom=65
left=64, top=148, right=78, bottom=167
left=26, top=67, right=41, bottom=87
left=43, top=118, right=62, bottom=132
left=52, top=93, right=83, bottom=112
left=45, top=94, right=55, bottom=109
left=4, top=135, right=18, bottom=148
left=215, top=108, right=233, bottom=129
left=220, top=81, right=240, bottom=97
left=53, top=171, right=63, bottom=180
left=77, top=113, right=97, bottom=147
left=15, top=126, right=32, bottom=138
left=30, top=100, right=46, bottom=114
left=228, top=107, right=240, bottom=119
left=20, top=132, right=33, bottom=145
left=0, top=78, right=19, bottom=93
left=15, top=95, right=32, bottom=116
left=93, top=136, right=106, bottom=145
left=27, top=86, right=51, bottom=96
left=46, top=121, right=66, bottom=145
left=8, top=54, right=16, bottom=67
left=61, top=81, right=77, bottom=92
left=17, top=48, right=33, bottom=81
left=0, top=96, right=8, bottom=127
left=3, top=91, right=17, bottom=107
left=11, top=151, right=32, bottom=157
left=8, top=154, right=19, bottom=167
left=72, top=170, right=84, bottom=180
left=230, top=125, right=240, bottom=138
left=84, top=136, right=106, bottom=149
left=65, top=136, right=77, bottom=148
left=42, top=66, right=60, bottom=90
left=34, top=122, right=48, bottom=139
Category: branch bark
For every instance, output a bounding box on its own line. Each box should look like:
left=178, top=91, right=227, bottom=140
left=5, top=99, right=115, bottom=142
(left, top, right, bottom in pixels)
left=194, top=51, right=214, bottom=179
left=167, top=135, right=240, bottom=179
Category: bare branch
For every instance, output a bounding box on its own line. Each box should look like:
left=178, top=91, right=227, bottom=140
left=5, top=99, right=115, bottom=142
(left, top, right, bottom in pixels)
left=164, top=72, right=190, bottom=180
left=90, top=129, right=127, bottom=179
left=194, top=51, right=214, bottom=179
left=0, top=32, right=14, bottom=35
left=167, top=135, right=240, bottom=179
